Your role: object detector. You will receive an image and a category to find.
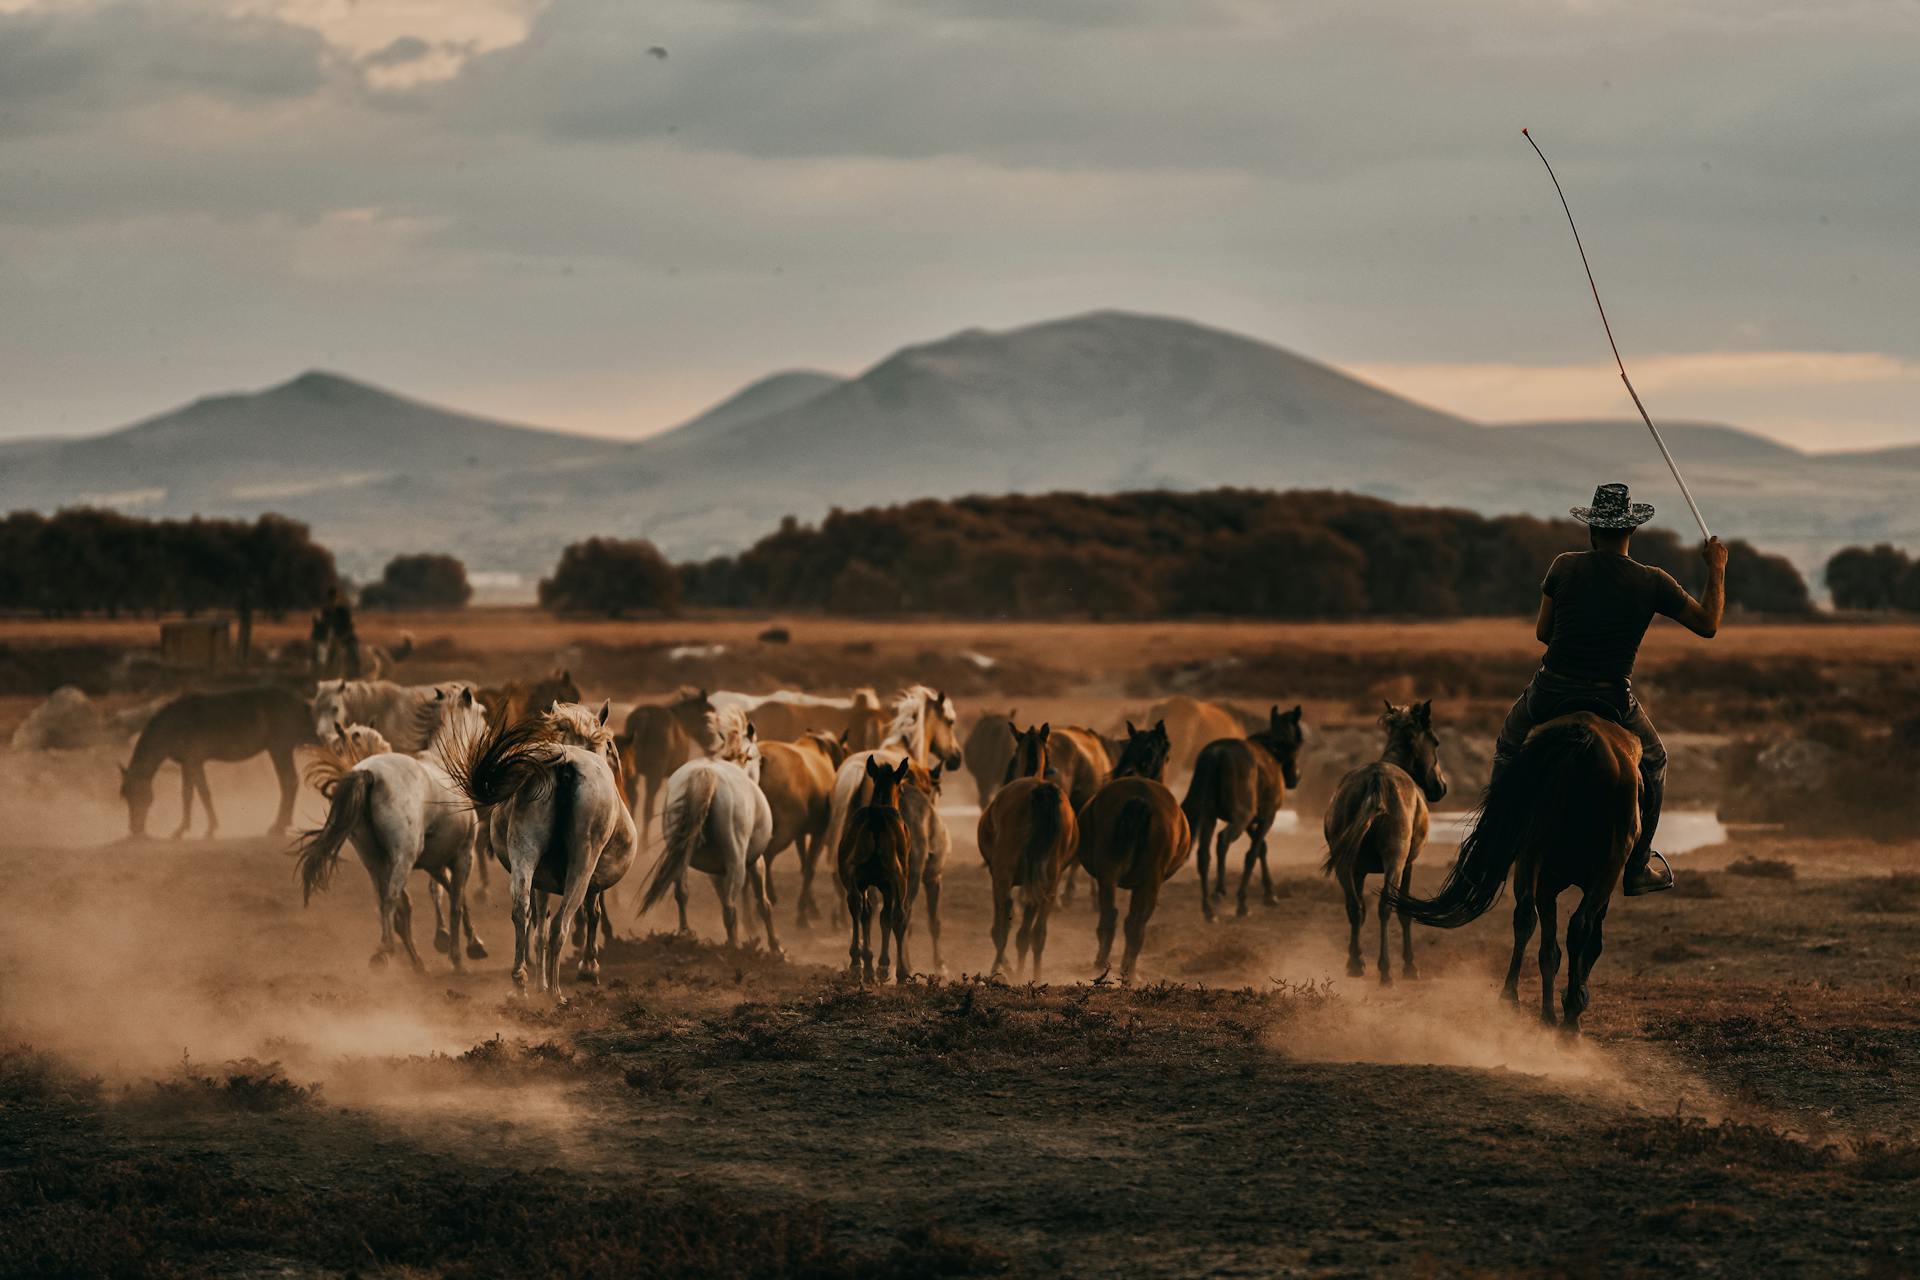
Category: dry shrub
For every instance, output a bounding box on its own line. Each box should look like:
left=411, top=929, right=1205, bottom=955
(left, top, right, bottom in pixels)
left=1612, top=1112, right=1832, bottom=1172
left=1851, top=874, right=1920, bottom=914
left=706, top=1005, right=821, bottom=1062
left=127, top=1055, right=320, bottom=1115
left=0, top=1045, right=101, bottom=1107
left=1726, top=856, right=1796, bottom=880
left=1849, top=1134, right=1920, bottom=1182
left=455, top=1034, right=584, bottom=1074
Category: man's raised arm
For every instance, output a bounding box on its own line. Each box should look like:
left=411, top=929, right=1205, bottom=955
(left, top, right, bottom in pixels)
left=1673, top=537, right=1728, bottom=639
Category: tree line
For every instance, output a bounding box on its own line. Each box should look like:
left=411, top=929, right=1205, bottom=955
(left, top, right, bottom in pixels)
left=543, top=489, right=1813, bottom=618
left=1824, top=544, right=1920, bottom=612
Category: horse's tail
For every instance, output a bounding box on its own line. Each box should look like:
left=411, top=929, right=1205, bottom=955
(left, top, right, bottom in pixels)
left=546, top=758, right=592, bottom=943
left=1387, top=720, right=1604, bottom=928
left=1179, top=746, right=1222, bottom=849
left=1019, top=782, right=1066, bottom=910
left=1322, top=768, right=1389, bottom=878
left=444, top=713, right=555, bottom=813
left=642, top=767, right=715, bottom=912
left=1112, top=794, right=1154, bottom=884
left=294, top=769, right=371, bottom=904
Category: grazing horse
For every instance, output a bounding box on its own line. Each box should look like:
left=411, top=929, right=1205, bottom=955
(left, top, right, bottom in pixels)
left=1183, top=705, right=1306, bottom=920
left=1388, top=713, right=1639, bottom=1033
left=294, top=688, right=489, bottom=971
left=450, top=701, right=637, bottom=993
left=1142, top=695, right=1245, bottom=782
left=757, top=731, right=847, bottom=927
left=1322, top=701, right=1450, bottom=985
left=121, top=686, right=316, bottom=838
left=837, top=755, right=916, bottom=984
left=977, top=725, right=1079, bottom=980
left=311, top=679, right=477, bottom=753
left=963, top=709, right=1018, bottom=807
left=820, top=686, right=964, bottom=890
left=639, top=708, right=778, bottom=954
left=1075, top=721, right=1191, bottom=984
left=617, top=688, right=711, bottom=840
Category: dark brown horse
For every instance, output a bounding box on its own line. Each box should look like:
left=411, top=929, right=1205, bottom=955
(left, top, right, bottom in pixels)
left=1182, top=705, right=1305, bottom=920
left=1075, top=720, right=1191, bottom=983
left=977, top=724, right=1078, bottom=980
left=617, top=688, right=711, bottom=841
left=121, top=686, right=317, bottom=838
left=962, top=708, right=1017, bottom=807
left=1389, top=712, right=1639, bottom=1032
left=1322, top=701, right=1449, bottom=984
left=837, top=754, right=916, bottom=984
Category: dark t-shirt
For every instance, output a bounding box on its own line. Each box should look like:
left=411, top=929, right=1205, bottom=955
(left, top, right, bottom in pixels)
left=1541, top=551, right=1690, bottom=683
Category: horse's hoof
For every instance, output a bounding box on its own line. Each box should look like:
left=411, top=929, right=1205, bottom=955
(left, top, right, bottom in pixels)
left=1262, top=894, right=1279, bottom=907
left=369, top=951, right=390, bottom=969
left=1500, top=987, right=1519, bottom=1004
left=576, top=968, right=600, bottom=985
left=1378, top=972, right=1393, bottom=988
left=1346, top=961, right=1364, bottom=978
left=466, top=941, right=489, bottom=961
left=1235, top=901, right=1249, bottom=919
left=434, top=930, right=453, bottom=955
left=1404, top=966, right=1421, bottom=981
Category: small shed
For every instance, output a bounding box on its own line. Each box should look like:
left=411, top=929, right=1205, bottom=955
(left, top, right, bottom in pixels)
left=160, top=617, right=233, bottom=669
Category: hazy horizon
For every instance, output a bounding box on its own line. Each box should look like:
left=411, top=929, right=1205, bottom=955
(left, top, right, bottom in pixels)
left=3, top=1, right=1916, bottom=451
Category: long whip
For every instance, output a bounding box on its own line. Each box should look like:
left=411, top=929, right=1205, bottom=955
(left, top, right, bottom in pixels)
left=1521, top=127, right=1712, bottom=540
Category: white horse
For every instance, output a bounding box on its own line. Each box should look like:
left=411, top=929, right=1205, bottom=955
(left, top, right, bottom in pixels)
left=451, top=700, right=637, bottom=994
left=294, top=688, right=490, bottom=971
left=820, top=687, right=963, bottom=879
left=639, top=707, right=778, bottom=954
left=311, top=679, right=477, bottom=753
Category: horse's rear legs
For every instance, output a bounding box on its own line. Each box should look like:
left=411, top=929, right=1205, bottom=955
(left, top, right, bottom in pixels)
left=988, top=882, right=1015, bottom=978
left=1234, top=818, right=1275, bottom=918
left=1118, top=883, right=1159, bottom=985
left=1502, top=884, right=1537, bottom=1003
left=922, top=873, right=947, bottom=976
left=1093, top=876, right=1119, bottom=975
left=796, top=833, right=822, bottom=928
left=746, top=860, right=785, bottom=961
left=1341, top=871, right=1367, bottom=978
left=1191, top=818, right=1218, bottom=922
left=268, top=748, right=297, bottom=835
left=1536, top=894, right=1561, bottom=1026
left=1561, top=897, right=1609, bottom=1034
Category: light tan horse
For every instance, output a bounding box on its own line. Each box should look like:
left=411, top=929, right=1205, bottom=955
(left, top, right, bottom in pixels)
left=1141, top=695, right=1244, bottom=782
left=1389, top=713, right=1640, bottom=1033
left=977, top=724, right=1079, bottom=980
left=757, top=730, right=847, bottom=926
left=1075, top=721, right=1190, bottom=984
left=1322, top=701, right=1450, bottom=985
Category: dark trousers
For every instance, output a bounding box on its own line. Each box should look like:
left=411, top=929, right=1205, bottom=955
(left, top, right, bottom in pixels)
left=1493, top=668, right=1666, bottom=858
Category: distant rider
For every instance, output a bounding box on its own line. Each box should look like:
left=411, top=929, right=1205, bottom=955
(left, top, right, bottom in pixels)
left=1494, top=483, right=1726, bottom=895
left=315, top=586, right=362, bottom=679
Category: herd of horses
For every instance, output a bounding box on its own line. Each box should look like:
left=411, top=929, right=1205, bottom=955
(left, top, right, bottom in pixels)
left=112, top=672, right=1644, bottom=1032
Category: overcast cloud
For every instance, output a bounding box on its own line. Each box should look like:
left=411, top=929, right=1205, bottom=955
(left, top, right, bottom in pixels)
left=0, top=0, right=1914, bottom=448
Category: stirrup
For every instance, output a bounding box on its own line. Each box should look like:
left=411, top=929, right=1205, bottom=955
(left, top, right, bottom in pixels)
left=1623, top=850, right=1674, bottom=897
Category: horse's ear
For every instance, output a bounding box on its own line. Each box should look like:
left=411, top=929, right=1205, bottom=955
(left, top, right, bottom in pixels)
left=894, top=757, right=912, bottom=782
left=1291, top=704, right=1303, bottom=721
left=838, top=729, right=850, bottom=747
left=746, top=721, right=757, bottom=741
left=1008, top=723, right=1021, bottom=743
left=118, top=764, right=129, bottom=782
left=597, top=699, right=610, bottom=726
left=560, top=669, right=571, bottom=683
left=865, top=754, right=884, bottom=779
left=929, top=763, right=942, bottom=785
left=461, top=687, right=474, bottom=706
left=1127, top=720, right=1138, bottom=736
left=435, top=688, right=446, bottom=701
left=1416, top=700, right=1433, bottom=724
left=1154, top=719, right=1166, bottom=735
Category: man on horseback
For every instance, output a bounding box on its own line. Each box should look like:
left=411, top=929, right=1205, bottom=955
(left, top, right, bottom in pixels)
left=1494, top=483, right=1726, bottom=896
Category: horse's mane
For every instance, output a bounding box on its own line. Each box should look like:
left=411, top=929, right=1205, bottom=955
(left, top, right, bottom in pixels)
left=303, top=725, right=393, bottom=797
left=883, top=685, right=951, bottom=748
left=706, top=705, right=759, bottom=766
left=542, top=702, right=615, bottom=754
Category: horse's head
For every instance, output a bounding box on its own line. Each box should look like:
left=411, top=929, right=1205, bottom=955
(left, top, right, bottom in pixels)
left=310, top=678, right=349, bottom=739
left=864, top=753, right=912, bottom=807
left=671, top=687, right=714, bottom=740
left=542, top=698, right=617, bottom=759
left=1113, top=719, right=1172, bottom=781
left=1255, top=704, right=1307, bottom=789
left=119, top=763, right=152, bottom=836
left=528, top=669, right=581, bottom=712
left=1005, top=723, right=1052, bottom=782
left=1382, top=700, right=1448, bottom=804
left=925, top=689, right=963, bottom=770
left=422, top=686, right=488, bottom=761
left=806, top=730, right=849, bottom=769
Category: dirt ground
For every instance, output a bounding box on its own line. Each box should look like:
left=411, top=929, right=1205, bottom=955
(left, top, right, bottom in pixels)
left=1, top=613, right=1916, bottom=1276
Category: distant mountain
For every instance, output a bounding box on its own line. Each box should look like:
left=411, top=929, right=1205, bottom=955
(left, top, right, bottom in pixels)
left=4, top=312, right=1918, bottom=585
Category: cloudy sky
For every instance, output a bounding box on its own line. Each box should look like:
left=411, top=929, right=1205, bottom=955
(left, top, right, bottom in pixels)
left=2, top=0, right=1916, bottom=449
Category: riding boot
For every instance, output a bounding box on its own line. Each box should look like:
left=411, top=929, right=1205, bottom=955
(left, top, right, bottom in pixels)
left=1622, top=766, right=1673, bottom=896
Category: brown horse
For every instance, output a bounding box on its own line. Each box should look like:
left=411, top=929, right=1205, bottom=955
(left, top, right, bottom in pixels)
left=875, top=759, right=951, bottom=977
left=1075, top=720, right=1191, bottom=983
left=618, top=688, right=711, bottom=840
left=121, top=686, right=317, bottom=838
left=962, top=709, right=1017, bottom=807
left=977, top=724, right=1079, bottom=980
left=1141, top=695, right=1244, bottom=782
left=1322, top=701, right=1450, bottom=984
left=476, top=670, right=582, bottom=729
left=1183, top=705, right=1306, bottom=920
left=837, top=755, right=915, bottom=984
left=1388, top=713, right=1639, bottom=1032
left=758, top=730, right=847, bottom=926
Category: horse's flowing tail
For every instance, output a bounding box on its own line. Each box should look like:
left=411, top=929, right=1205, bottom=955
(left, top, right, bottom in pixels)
left=1388, top=721, right=1607, bottom=928
left=1019, top=783, right=1065, bottom=910
left=643, top=768, right=715, bottom=912
left=294, top=769, right=371, bottom=904
left=444, top=713, right=555, bottom=813
left=1322, top=769, right=1389, bottom=878
left=545, top=758, right=593, bottom=943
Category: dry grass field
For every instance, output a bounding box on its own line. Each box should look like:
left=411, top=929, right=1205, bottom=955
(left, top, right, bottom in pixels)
left=1, top=611, right=1915, bottom=1276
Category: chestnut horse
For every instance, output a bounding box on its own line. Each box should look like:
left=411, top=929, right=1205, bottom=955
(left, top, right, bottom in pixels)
left=758, top=730, right=847, bottom=926
left=1322, top=701, right=1449, bottom=985
left=618, top=688, right=711, bottom=840
left=1183, top=705, right=1306, bottom=920
left=977, top=724, right=1078, bottom=980
left=1387, top=712, right=1639, bottom=1033
left=1075, top=721, right=1190, bottom=984
left=838, top=755, right=916, bottom=984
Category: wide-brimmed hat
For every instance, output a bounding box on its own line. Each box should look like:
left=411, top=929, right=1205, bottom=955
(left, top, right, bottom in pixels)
left=1570, top=482, right=1654, bottom=530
